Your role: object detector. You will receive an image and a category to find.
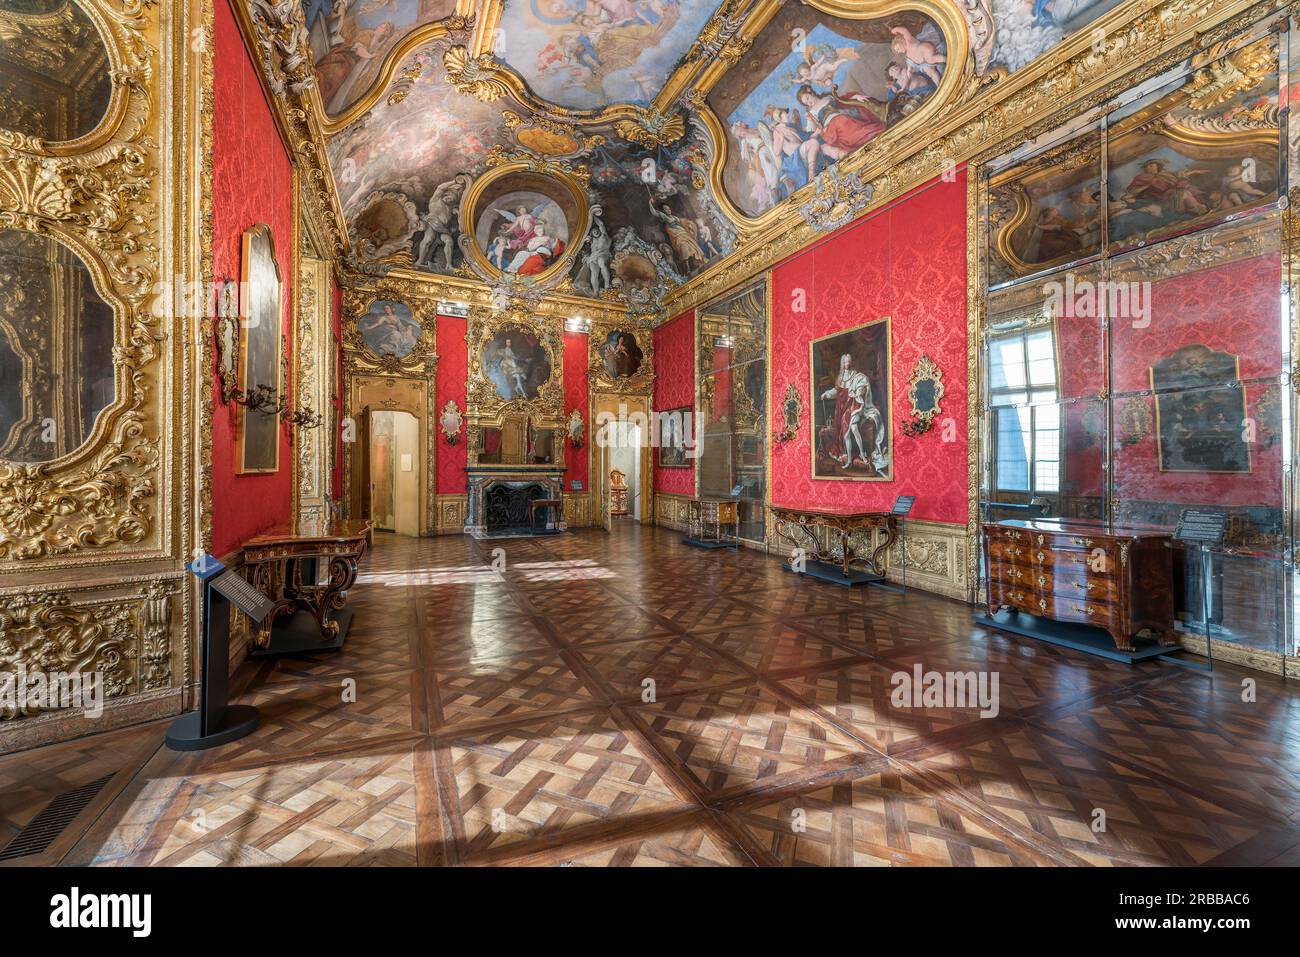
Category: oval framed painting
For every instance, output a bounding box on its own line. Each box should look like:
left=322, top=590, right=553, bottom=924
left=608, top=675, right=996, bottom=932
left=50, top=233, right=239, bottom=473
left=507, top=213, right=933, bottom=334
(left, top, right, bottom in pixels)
left=460, top=163, right=590, bottom=287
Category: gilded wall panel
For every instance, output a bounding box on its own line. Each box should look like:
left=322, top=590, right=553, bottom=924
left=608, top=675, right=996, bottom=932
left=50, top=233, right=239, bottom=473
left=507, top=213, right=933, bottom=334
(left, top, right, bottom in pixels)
left=0, top=0, right=205, bottom=750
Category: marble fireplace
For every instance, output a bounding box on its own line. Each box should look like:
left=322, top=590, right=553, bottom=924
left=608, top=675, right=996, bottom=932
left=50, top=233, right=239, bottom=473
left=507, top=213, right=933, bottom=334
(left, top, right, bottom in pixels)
left=465, top=466, right=567, bottom=536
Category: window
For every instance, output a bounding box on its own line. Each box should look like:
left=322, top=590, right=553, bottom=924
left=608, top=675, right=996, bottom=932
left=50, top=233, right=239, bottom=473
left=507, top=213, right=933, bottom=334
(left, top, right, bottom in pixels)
left=989, top=326, right=1060, bottom=495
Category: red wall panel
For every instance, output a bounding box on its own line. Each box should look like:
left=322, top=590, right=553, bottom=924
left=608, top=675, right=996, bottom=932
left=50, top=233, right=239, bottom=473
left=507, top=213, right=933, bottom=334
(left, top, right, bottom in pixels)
left=210, top=0, right=295, bottom=557
left=770, top=171, right=969, bottom=524
left=564, top=332, right=590, bottom=491
left=653, top=308, right=696, bottom=495
left=435, top=314, right=468, bottom=494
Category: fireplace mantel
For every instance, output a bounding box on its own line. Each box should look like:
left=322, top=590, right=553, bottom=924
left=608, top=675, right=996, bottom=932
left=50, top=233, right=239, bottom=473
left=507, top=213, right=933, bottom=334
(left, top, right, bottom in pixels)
left=465, top=466, right=567, bottom=535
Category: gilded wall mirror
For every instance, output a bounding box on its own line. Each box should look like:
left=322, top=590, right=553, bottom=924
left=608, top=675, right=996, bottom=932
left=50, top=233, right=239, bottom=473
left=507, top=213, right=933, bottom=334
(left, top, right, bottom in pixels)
left=774, top=383, right=802, bottom=443
left=439, top=399, right=463, bottom=444
left=0, top=0, right=113, bottom=144
left=903, top=354, right=944, bottom=436
left=0, top=228, right=116, bottom=463
left=237, top=223, right=282, bottom=474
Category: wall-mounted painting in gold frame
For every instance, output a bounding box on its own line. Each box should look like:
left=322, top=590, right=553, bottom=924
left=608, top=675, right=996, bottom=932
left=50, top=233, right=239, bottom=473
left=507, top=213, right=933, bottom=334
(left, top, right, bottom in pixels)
left=809, top=316, right=892, bottom=481
left=238, top=223, right=283, bottom=474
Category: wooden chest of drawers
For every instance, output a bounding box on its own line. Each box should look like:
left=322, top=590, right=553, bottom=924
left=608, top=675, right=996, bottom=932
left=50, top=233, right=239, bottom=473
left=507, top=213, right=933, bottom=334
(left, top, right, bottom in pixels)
left=984, top=519, right=1176, bottom=651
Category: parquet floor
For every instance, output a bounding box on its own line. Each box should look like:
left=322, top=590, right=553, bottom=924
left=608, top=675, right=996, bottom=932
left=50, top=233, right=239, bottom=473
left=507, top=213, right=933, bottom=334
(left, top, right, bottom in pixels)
left=5, top=524, right=1300, bottom=867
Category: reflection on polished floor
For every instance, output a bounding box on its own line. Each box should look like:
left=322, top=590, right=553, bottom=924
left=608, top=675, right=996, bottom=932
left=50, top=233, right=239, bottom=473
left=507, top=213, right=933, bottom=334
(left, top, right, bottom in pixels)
left=4, top=527, right=1300, bottom=867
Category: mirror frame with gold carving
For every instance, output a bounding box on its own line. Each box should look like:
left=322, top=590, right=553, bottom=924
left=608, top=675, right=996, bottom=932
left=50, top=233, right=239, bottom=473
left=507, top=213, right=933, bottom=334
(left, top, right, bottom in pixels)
left=464, top=302, right=565, bottom=468
left=905, top=354, right=945, bottom=430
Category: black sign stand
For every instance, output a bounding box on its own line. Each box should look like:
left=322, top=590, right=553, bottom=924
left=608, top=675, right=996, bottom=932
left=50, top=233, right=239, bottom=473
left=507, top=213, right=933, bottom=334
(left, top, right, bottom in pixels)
left=871, top=496, right=916, bottom=594
left=164, top=557, right=267, bottom=751
left=1169, top=508, right=1228, bottom=674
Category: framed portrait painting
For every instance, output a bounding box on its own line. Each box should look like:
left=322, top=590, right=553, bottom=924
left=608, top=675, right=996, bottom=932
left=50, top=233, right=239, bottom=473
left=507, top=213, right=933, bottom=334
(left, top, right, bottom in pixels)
left=1150, top=344, right=1251, bottom=474
left=482, top=325, right=552, bottom=401
left=810, top=317, right=892, bottom=481
left=657, top=405, right=692, bottom=469
left=359, top=299, right=421, bottom=359
left=238, top=223, right=282, bottom=474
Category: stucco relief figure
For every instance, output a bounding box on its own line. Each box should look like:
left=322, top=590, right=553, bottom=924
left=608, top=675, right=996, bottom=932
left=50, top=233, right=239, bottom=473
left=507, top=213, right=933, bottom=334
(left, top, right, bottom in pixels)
left=415, top=173, right=472, bottom=270
left=574, top=217, right=613, bottom=295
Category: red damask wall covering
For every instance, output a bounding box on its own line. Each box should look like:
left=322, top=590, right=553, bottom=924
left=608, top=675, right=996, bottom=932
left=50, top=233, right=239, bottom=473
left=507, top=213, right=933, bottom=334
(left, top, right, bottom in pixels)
left=435, top=314, right=468, bottom=494
left=770, top=171, right=969, bottom=524
left=211, top=0, right=295, bottom=557
left=564, top=332, right=590, bottom=490
left=653, top=309, right=695, bottom=496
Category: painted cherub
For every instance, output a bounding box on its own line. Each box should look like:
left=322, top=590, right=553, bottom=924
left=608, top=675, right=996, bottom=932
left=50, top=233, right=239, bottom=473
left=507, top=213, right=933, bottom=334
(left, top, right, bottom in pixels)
left=889, top=25, right=946, bottom=88
left=1221, top=164, right=1268, bottom=206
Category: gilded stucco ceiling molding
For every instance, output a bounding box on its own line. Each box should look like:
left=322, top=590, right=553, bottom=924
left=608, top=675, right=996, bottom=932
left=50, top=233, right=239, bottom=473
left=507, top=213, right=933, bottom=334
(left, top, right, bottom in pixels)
left=0, top=0, right=165, bottom=564
left=236, top=0, right=350, bottom=263
left=318, top=11, right=476, bottom=133
left=665, top=0, right=1276, bottom=319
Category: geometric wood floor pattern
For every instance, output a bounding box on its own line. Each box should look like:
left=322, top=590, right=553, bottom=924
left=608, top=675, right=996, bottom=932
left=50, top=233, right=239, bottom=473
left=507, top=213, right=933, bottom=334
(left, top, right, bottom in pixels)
left=4, top=525, right=1300, bottom=867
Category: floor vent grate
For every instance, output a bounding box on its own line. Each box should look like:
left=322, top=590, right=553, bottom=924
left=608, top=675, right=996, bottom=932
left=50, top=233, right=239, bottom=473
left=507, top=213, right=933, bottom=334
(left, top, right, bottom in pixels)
left=0, top=774, right=113, bottom=862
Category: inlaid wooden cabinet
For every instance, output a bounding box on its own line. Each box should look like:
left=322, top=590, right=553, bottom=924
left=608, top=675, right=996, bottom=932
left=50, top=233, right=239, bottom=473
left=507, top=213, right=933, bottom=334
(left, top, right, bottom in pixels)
left=985, top=519, right=1176, bottom=651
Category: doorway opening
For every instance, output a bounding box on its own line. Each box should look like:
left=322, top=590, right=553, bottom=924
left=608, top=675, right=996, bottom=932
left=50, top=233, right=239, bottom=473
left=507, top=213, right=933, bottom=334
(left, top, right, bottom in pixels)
left=604, top=420, right=642, bottom=526
left=370, top=409, right=419, bottom=536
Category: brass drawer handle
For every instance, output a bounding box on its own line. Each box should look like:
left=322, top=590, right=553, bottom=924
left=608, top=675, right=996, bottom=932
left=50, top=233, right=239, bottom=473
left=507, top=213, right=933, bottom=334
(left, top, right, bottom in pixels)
left=1070, top=537, right=1094, bottom=547
left=1070, top=604, right=1102, bottom=617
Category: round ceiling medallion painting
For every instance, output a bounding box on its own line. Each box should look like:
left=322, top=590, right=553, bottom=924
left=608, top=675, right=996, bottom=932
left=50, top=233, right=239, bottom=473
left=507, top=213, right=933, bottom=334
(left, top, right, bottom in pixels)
left=460, top=164, right=590, bottom=288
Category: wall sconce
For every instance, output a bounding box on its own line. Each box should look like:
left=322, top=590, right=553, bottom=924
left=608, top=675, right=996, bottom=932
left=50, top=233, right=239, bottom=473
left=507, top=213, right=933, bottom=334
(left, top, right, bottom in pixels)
left=567, top=407, right=585, bottom=448
left=283, top=406, right=323, bottom=429
left=440, top=399, right=463, bottom=444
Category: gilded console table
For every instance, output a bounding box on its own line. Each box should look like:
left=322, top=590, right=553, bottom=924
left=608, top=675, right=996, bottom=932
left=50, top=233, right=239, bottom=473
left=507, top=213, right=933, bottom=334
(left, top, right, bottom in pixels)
left=771, top=507, right=897, bottom=583
left=242, top=518, right=372, bottom=656
left=984, top=519, right=1175, bottom=654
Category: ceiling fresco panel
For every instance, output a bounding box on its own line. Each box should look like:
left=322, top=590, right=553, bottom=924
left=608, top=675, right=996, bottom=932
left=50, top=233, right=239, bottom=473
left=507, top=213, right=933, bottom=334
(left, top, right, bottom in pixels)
left=326, top=37, right=511, bottom=272
left=494, top=0, right=724, bottom=111
left=571, top=118, right=737, bottom=303
left=708, top=4, right=950, bottom=219
left=301, top=0, right=458, bottom=117
left=985, top=0, right=1126, bottom=75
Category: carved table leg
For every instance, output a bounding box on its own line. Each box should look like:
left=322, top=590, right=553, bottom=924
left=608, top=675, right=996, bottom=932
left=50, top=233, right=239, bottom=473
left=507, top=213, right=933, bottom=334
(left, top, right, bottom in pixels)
left=867, top=517, right=899, bottom=578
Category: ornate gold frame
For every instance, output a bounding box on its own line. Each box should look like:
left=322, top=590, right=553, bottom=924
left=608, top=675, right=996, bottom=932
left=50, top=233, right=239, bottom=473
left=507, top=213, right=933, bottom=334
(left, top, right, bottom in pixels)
left=236, top=223, right=284, bottom=475
left=457, top=155, right=593, bottom=290
left=906, top=354, right=945, bottom=428
left=0, top=0, right=205, bottom=749
left=465, top=300, right=566, bottom=432
left=587, top=319, right=656, bottom=395
left=808, top=315, right=893, bottom=483
left=343, top=285, right=439, bottom=376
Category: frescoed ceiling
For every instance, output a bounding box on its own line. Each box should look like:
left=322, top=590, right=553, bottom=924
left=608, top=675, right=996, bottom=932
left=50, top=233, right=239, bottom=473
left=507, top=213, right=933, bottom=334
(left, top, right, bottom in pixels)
left=284, top=0, right=1155, bottom=313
